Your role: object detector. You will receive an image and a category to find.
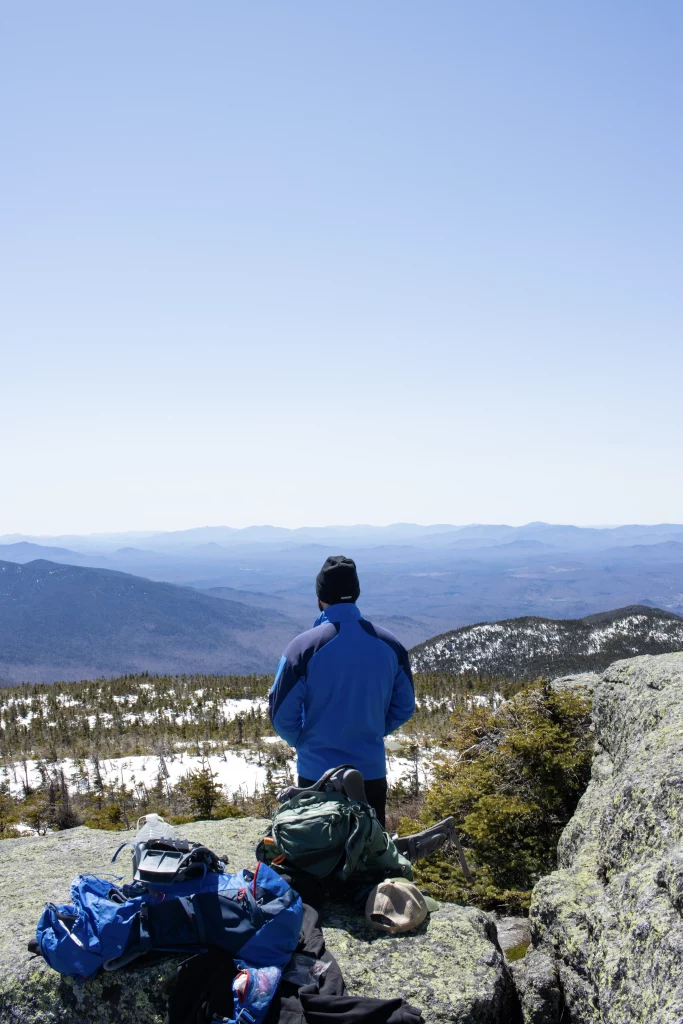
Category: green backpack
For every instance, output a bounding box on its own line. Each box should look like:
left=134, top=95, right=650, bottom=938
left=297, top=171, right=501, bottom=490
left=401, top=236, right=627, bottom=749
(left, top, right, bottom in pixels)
left=257, top=768, right=412, bottom=885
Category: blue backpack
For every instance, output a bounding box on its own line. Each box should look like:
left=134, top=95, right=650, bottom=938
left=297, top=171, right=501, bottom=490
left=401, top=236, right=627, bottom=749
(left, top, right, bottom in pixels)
left=35, top=862, right=303, bottom=982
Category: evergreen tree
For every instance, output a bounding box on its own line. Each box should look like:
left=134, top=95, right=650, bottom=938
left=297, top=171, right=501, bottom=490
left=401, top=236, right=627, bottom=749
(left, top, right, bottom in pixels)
left=0, top=784, right=20, bottom=839
left=178, top=759, right=222, bottom=820
left=409, top=682, right=593, bottom=912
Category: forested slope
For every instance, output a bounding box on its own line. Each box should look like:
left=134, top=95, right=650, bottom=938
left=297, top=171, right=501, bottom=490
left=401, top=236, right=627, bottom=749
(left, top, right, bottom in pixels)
left=411, top=605, right=683, bottom=677
left=0, top=560, right=302, bottom=682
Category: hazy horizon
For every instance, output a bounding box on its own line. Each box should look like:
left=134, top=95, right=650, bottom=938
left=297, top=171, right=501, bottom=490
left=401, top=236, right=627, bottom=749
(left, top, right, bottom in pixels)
left=3, top=519, right=683, bottom=544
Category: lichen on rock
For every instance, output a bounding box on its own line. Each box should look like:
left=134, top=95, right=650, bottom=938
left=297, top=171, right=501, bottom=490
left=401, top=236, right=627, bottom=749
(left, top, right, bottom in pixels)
left=0, top=818, right=266, bottom=1024
left=0, top=817, right=518, bottom=1023
left=516, top=653, right=683, bottom=1023
left=322, top=902, right=517, bottom=1023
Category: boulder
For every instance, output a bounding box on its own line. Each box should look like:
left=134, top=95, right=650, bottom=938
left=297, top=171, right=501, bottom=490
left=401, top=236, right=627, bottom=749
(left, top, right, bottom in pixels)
left=490, top=915, right=531, bottom=953
left=550, top=672, right=600, bottom=695
left=509, top=951, right=561, bottom=1024
left=0, top=818, right=518, bottom=1024
left=323, top=902, right=516, bottom=1023
left=516, top=653, right=683, bottom=1023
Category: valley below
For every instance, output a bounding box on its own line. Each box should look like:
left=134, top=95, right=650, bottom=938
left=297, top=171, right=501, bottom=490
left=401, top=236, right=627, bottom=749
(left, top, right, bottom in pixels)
left=2, top=521, right=683, bottom=683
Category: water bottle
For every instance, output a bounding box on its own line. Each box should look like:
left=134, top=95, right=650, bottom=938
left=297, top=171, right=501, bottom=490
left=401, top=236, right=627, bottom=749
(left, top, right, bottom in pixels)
left=214, top=964, right=281, bottom=1024
left=135, top=813, right=175, bottom=841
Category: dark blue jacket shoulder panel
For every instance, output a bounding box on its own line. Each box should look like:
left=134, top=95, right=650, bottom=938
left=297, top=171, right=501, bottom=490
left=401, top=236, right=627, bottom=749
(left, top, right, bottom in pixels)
left=268, top=622, right=339, bottom=723
left=284, top=621, right=340, bottom=674
left=358, top=619, right=414, bottom=689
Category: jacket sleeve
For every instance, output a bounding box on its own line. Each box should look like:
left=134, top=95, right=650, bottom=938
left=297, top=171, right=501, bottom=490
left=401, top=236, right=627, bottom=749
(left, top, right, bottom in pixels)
left=269, top=654, right=305, bottom=747
left=384, top=646, right=416, bottom=735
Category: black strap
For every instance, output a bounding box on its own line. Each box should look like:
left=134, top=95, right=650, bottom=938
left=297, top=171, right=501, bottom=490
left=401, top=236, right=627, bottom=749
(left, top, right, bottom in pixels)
left=139, top=904, right=151, bottom=951
left=191, top=895, right=208, bottom=951
left=168, top=845, right=220, bottom=882
left=177, top=896, right=208, bottom=952
left=278, top=764, right=359, bottom=803
left=111, top=841, right=135, bottom=863
left=313, top=764, right=358, bottom=792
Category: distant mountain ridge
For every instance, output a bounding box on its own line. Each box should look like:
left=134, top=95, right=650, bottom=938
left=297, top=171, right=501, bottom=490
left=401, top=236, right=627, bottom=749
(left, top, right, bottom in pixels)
left=2, top=524, right=683, bottom=648
left=2, top=523, right=683, bottom=675
left=0, top=541, right=79, bottom=558
left=0, top=559, right=303, bottom=684
left=3, top=521, right=683, bottom=554
left=410, top=606, right=683, bottom=679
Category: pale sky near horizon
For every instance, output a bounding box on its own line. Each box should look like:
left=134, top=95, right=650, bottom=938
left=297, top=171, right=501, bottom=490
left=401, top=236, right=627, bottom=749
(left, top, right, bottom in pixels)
left=1, top=2, right=682, bottom=535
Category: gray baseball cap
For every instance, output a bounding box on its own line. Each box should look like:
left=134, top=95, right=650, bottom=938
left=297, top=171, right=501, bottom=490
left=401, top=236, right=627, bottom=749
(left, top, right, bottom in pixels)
left=365, top=878, right=439, bottom=935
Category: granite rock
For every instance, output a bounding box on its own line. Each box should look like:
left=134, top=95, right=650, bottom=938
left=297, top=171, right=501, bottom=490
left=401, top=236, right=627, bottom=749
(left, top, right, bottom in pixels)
left=550, top=673, right=600, bottom=695
left=491, top=916, right=531, bottom=952
left=509, top=951, right=561, bottom=1024
left=0, top=819, right=518, bottom=1024
left=516, top=653, right=683, bottom=1023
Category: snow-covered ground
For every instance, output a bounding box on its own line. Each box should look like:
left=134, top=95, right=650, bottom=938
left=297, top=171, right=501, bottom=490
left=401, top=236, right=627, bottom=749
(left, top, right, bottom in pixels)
left=0, top=694, right=268, bottom=732
left=2, top=748, right=275, bottom=801
left=2, top=683, right=436, bottom=801
left=2, top=745, right=431, bottom=801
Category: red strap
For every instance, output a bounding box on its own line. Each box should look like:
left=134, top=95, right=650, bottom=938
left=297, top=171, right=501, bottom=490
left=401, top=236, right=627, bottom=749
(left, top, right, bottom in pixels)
left=251, top=860, right=262, bottom=896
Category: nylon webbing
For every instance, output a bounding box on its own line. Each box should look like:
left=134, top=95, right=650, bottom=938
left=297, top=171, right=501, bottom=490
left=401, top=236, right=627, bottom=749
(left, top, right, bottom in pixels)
left=190, top=895, right=208, bottom=951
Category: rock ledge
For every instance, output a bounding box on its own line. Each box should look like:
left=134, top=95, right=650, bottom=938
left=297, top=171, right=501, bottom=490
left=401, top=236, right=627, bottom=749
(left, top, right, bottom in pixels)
left=0, top=819, right=517, bottom=1024
left=516, top=652, right=683, bottom=1023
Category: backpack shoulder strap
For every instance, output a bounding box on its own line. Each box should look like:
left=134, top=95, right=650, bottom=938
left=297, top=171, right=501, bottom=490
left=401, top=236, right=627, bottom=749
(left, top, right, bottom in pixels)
left=277, top=764, right=357, bottom=803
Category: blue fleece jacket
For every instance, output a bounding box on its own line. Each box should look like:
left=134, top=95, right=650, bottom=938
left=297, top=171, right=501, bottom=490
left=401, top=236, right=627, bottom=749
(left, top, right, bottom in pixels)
left=268, top=603, right=415, bottom=781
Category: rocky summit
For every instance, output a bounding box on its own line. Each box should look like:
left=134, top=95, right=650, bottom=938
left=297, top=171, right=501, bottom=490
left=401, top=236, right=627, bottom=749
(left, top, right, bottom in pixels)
left=0, top=818, right=517, bottom=1024
left=6, top=651, right=683, bottom=1024
left=515, top=652, right=683, bottom=1023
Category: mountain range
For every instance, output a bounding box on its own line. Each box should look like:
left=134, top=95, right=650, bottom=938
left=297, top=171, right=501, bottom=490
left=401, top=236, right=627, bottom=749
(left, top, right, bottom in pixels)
left=5, top=523, right=683, bottom=646
left=410, top=605, right=683, bottom=679
left=4, top=521, right=683, bottom=553
left=2, top=522, right=683, bottom=683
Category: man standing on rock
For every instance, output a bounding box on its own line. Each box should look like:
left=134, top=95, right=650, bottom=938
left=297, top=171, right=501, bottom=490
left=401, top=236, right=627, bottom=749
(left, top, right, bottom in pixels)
left=268, top=555, right=415, bottom=827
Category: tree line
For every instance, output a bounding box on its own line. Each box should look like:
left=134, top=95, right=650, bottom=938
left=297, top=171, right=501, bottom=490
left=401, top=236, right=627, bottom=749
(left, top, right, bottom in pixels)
left=0, top=669, right=511, bottom=763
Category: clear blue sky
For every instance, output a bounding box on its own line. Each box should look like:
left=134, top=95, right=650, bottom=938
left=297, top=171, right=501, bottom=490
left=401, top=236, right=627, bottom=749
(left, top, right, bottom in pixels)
left=2, top=2, right=682, bottom=534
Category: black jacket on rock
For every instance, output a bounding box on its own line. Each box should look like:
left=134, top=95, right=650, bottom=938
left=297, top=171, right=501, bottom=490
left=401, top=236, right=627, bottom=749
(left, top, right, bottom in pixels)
left=164, top=903, right=424, bottom=1024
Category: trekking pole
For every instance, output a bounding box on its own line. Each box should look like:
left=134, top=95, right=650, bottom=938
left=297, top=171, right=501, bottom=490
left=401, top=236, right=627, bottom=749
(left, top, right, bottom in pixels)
left=450, top=830, right=473, bottom=882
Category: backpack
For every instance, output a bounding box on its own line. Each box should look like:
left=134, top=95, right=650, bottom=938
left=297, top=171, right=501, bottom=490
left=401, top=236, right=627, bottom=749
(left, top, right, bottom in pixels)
left=34, top=861, right=303, bottom=982
left=257, top=766, right=412, bottom=885
left=111, top=835, right=227, bottom=885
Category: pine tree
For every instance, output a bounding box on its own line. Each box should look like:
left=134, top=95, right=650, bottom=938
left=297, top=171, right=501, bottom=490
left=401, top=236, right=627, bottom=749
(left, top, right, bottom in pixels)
left=91, top=753, right=105, bottom=809
left=55, top=769, right=80, bottom=830
left=178, top=759, right=222, bottom=820
left=409, top=682, right=593, bottom=912
left=0, top=784, right=20, bottom=838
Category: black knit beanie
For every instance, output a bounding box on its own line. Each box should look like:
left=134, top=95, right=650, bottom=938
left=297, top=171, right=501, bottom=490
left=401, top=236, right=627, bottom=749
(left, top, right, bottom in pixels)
left=316, top=555, right=360, bottom=605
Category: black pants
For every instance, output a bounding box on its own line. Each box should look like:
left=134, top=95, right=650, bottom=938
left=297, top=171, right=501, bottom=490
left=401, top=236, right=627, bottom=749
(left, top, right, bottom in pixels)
left=297, top=775, right=388, bottom=829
